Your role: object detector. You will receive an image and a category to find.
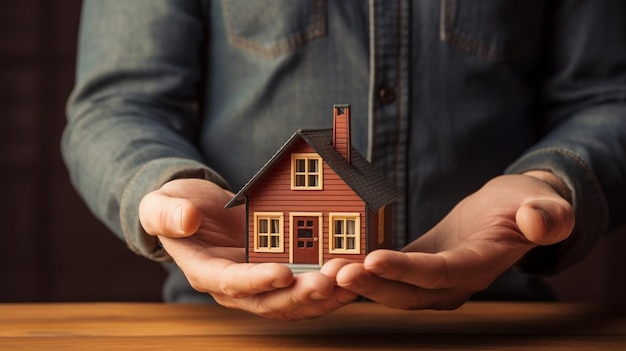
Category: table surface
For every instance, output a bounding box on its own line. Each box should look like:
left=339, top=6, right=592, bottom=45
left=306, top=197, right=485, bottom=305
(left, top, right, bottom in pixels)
left=1, top=301, right=625, bottom=350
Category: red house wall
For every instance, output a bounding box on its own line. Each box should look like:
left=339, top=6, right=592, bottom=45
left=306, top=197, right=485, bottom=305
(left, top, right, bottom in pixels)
left=246, top=139, right=367, bottom=265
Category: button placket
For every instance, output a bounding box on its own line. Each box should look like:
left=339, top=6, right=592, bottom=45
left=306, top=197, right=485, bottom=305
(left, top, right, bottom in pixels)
left=378, top=85, right=396, bottom=104
left=368, top=0, right=411, bottom=247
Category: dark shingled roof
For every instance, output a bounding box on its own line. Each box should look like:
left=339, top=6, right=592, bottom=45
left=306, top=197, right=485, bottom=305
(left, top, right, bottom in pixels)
left=225, top=129, right=402, bottom=210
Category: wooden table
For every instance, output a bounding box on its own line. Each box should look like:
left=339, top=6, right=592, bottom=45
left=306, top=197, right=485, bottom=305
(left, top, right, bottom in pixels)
left=1, top=302, right=625, bottom=350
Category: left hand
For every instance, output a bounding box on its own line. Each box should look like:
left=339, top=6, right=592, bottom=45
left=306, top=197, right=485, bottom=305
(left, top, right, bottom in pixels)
left=321, top=172, right=574, bottom=310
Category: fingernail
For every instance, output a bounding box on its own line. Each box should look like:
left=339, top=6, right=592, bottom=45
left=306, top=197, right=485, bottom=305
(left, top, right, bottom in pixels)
left=271, top=280, right=289, bottom=289
left=535, top=206, right=551, bottom=234
left=367, top=264, right=386, bottom=276
left=341, top=281, right=362, bottom=291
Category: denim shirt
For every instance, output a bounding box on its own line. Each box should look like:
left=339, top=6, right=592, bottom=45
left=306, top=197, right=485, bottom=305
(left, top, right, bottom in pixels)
left=63, top=1, right=626, bottom=301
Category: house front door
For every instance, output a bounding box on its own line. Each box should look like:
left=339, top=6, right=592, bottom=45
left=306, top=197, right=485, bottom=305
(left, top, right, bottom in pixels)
left=293, top=216, right=319, bottom=264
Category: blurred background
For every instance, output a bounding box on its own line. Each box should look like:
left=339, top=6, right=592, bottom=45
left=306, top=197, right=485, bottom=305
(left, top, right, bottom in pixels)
left=0, top=1, right=623, bottom=304
left=0, top=0, right=165, bottom=302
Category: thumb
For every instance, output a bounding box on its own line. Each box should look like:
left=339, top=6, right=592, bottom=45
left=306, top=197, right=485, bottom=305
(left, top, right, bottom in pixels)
left=515, top=199, right=575, bottom=246
left=139, top=191, right=201, bottom=237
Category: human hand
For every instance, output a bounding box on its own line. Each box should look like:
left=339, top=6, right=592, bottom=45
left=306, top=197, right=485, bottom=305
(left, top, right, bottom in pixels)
left=139, top=178, right=356, bottom=320
left=322, top=172, right=574, bottom=310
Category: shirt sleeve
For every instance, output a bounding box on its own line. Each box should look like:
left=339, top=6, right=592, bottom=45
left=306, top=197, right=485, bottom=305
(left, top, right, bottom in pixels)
left=62, top=0, right=228, bottom=261
left=505, top=0, right=626, bottom=275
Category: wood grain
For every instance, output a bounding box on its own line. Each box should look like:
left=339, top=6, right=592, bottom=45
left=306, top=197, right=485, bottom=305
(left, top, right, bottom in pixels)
left=1, top=302, right=625, bottom=350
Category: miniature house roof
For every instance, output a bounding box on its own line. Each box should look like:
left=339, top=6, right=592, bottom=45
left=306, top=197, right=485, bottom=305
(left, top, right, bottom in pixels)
left=225, top=128, right=402, bottom=210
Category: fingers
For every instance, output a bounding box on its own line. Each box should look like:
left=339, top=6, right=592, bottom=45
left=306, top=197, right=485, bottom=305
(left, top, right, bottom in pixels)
left=214, top=272, right=356, bottom=321
left=519, top=171, right=575, bottom=245
left=237, top=273, right=333, bottom=312
left=362, top=249, right=494, bottom=291
left=336, top=248, right=506, bottom=306
left=139, top=191, right=201, bottom=237
left=516, top=198, right=574, bottom=245
left=365, top=250, right=449, bottom=288
left=200, top=259, right=294, bottom=298
left=319, top=258, right=354, bottom=279
left=335, top=262, right=469, bottom=310
left=160, top=235, right=352, bottom=320
left=323, top=256, right=432, bottom=286
left=156, top=235, right=290, bottom=298
left=271, top=287, right=356, bottom=321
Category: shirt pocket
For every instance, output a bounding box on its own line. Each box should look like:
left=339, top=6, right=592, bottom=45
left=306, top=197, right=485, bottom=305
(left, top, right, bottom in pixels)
left=222, top=0, right=327, bottom=59
left=440, top=0, right=546, bottom=61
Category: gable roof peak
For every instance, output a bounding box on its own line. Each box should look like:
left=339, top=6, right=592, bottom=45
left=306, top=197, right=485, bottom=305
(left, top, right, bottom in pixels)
left=225, top=127, right=402, bottom=210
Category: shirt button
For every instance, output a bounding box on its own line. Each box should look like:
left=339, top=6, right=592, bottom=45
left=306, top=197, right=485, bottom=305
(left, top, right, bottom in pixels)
left=378, top=86, right=396, bottom=104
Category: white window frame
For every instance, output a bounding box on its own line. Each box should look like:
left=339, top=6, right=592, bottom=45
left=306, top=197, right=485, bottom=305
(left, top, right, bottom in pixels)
left=329, top=213, right=360, bottom=254
left=253, top=212, right=284, bottom=252
left=291, top=153, right=323, bottom=190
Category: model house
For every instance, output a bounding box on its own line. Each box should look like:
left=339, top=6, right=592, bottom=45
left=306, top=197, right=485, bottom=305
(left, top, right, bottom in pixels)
left=225, top=105, right=401, bottom=272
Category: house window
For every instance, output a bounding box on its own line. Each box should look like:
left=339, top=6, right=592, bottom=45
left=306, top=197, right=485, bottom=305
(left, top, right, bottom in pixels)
left=329, top=213, right=360, bottom=254
left=291, top=153, right=323, bottom=190
left=254, top=213, right=284, bottom=252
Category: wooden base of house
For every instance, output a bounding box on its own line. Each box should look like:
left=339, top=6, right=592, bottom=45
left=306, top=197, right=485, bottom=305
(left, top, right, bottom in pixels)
left=287, top=264, right=322, bottom=274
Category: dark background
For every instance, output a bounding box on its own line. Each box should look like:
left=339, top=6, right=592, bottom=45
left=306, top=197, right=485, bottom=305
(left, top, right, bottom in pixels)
left=0, top=0, right=165, bottom=302
left=0, top=1, right=624, bottom=304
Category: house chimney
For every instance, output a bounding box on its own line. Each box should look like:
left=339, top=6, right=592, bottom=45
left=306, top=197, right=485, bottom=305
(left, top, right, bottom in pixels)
left=333, top=104, right=351, bottom=163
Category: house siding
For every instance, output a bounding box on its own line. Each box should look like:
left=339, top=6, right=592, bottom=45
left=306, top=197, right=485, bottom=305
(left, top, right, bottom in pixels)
left=366, top=204, right=395, bottom=253
left=246, top=139, right=367, bottom=265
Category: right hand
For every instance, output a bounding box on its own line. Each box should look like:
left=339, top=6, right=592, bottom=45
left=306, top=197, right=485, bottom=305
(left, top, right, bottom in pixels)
left=139, top=178, right=356, bottom=320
